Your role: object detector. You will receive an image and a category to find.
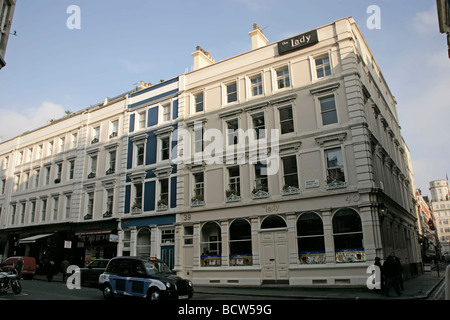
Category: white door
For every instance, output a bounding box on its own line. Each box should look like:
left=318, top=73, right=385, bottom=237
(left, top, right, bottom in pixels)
left=261, top=230, right=289, bottom=283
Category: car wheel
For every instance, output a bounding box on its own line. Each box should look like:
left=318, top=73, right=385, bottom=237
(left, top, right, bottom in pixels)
left=102, top=284, right=114, bottom=300
left=148, top=288, right=160, bottom=300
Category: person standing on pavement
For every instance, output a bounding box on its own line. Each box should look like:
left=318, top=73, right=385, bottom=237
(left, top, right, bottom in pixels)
left=383, top=253, right=401, bottom=297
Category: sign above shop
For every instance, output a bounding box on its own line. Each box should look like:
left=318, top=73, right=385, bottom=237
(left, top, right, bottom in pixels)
left=277, top=30, right=319, bottom=55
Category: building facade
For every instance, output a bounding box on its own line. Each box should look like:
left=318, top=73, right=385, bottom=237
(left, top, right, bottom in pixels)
left=415, top=189, right=439, bottom=261
left=0, top=93, right=129, bottom=267
left=174, top=18, right=421, bottom=286
left=117, top=78, right=180, bottom=270
left=429, top=179, right=450, bottom=255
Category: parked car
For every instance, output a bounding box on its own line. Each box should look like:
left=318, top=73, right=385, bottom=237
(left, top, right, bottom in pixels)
left=80, top=258, right=110, bottom=286
left=99, top=257, right=193, bottom=300
left=0, top=256, right=36, bottom=279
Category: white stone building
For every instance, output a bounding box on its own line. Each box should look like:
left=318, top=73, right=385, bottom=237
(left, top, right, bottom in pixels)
left=174, top=18, right=421, bottom=286
left=429, top=179, right=450, bottom=256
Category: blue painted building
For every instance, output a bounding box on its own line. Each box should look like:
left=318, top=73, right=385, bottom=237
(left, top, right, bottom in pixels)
left=118, top=78, right=179, bottom=269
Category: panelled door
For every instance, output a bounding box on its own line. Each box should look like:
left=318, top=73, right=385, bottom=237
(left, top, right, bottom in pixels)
left=260, top=230, right=289, bottom=283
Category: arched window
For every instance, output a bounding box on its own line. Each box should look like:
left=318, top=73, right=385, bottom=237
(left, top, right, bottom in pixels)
left=297, top=212, right=325, bottom=264
left=332, top=209, right=365, bottom=263
left=136, top=228, right=151, bottom=258
left=261, top=215, right=287, bottom=229
left=200, top=222, right=222, bottom=266
left=229, top=219, right=252, bottom=266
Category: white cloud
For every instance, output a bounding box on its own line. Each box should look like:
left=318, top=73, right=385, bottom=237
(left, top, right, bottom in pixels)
left=0, top=101, right=66, bottom=142
left=412, top=5, right=439, bottom=35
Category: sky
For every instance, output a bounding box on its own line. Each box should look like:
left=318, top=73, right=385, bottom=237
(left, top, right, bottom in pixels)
left=0, top=0, right=448, bottom=196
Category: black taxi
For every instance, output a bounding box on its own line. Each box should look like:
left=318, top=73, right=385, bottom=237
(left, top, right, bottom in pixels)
left=98, top=256, right=193, bottom=300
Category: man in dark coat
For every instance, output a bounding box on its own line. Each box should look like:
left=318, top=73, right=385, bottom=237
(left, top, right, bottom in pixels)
left=383, top=254, right=401, bottom=297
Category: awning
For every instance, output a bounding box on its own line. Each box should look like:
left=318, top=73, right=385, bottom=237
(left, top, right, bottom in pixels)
left=19, top=233, right=54, bottom=244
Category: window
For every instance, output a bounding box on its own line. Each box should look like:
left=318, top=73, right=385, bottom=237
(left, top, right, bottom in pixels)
left=20, top=203, right=25, bottom=224
left=297, top=212, right=325, bottom=264
left=71, top=133, right=78, bottom=148
left=65, top=194, right=72, bottom=219
left=325, top=148, right=346, bottom=188
left=315, top=54, right=331, bottom=78
left=194, top=92, right=204, bottom=113
left=253, top=162, right=268, bottom=196
left=92, top=127, right=100, bottom=144
left=30, top=201, right=36, bottom=223
left=89, top=155, right=97, bottom=177
left=48, top=141, right=53, bottom=156
left=1, top=179, right=5, bottom=194
left=37, top=144, right=43, bottom=159
left=13, top=174, right=19, bottom=191
left=229, top=219, right=252, bottom=266
left=106, top=189, right=114, bottom=216
left=53, top=197, right=59, bottom=220
left=194, top=126, right=203, bottom=153
left=110, top=120, right=119, bottom=138
left=226, top=82, right=237, bottom=103
left=132, top=183, right=143, bottom=211
left=69, top=160, right=75, bottom=180
left=59, top=137, right=65, bottom=153
left=86, top=192, right=94, bottom=219
left=55, top=163, right=62, bottom=183
left=282, top=155, right=299, bottom=188
left=250, top=74, right=263, bottom=97
left=261, top=215, right=287, bottom=229
left=160, top=137, right=170, bottom=161
left=252, top=113, right=265, bottom=140
left=27, top=148, right=33, bottom=162
left=184, top=226, right=194, bottom=245
left=226, top=119, right=239, bottom=145
left=11, top=204, right=16, bottom=225
left=34, top=169, right=40, bottom=188
left=228, top=166, right=240, bottom=196
left=159, top=178, right=169, bottom=207
left=17, top=151, right=23, bottom=165
left=138, top=111, right=146, bottom=129
left=276, top=66, right=290, bottom=89
left=136, top=143, right=145, bottom=166
left=200, top=222, right=222, bottom=266
left=23, top=172, right=29, bottom=190
left=279, top=106, right=294, bottom=134
left=162, top=103, right=171, bottom=122
left=319, top=95, right=338, bottom=126
left=333, top=209, right=364, bottom=263
left=41, top=199, right=47, bottom=222
left=108, top=150, right=116, bottom=174
left=193, top=172, right=204, bottom=202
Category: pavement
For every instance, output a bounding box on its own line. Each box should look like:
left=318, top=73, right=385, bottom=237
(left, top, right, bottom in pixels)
left=32, top=263, right=449, bottom=300
left=194, top=264, right=449, bottom=300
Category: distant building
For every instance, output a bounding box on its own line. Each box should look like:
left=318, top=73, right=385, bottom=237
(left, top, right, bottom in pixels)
left=0, top=0, right=17, bottom=69
left=429, top=179, right=450, bottom=255
left=416, top=189, right=439, bottom=261
left=436, top=0, right=450, bottom=58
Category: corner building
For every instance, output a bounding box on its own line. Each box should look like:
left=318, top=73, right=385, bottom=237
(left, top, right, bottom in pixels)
left=174, top=18, right=421, bottom=286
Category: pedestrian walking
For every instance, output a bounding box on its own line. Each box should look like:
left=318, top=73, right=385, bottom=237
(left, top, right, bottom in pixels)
left=15, top=258, right=24, bottom=279
left=383, top=253, right=401, bottom=297
left=61, top=258, right=70, bottom=283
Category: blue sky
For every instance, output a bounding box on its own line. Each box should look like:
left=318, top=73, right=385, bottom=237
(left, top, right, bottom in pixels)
left=0, top=0, right=448, bottom=195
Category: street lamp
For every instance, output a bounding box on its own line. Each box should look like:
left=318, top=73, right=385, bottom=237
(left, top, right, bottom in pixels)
left=378, top=203, right=388, bottom=219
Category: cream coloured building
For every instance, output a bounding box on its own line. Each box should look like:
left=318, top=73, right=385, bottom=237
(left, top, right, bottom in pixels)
left=173, top=18, right=421, bottom=286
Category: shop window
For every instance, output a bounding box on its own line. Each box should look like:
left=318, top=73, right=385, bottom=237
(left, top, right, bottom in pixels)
left=200, top=222, right=222, bottom=267
left=136, top=228, right=151, bottom=258
left=229, top=219, right=252, bottom=266
left=261, top=215, right=286, bottom=229
left=332, top=209, right=365, bottom=263
left=297, top=212, right=325, bottom=264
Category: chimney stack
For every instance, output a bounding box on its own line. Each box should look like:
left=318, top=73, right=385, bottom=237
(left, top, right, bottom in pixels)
left=249, top=23, right=268, bottom=50
left=192, top=45, right=215, bottom=71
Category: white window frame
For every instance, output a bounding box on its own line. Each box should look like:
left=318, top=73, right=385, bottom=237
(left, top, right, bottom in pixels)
left=246, top=72, right=264, bottom=99
left=272, top=64, right=292, bottom=91
left=110, top=119, right=119, bottom=139
left=192, top=90, right=204, bottom=114
left=309, top=50, right=333, bottom=81
left=160, top=101, right=172, bottom=123
left=137, top=110, right=146, bottom=130
left=223, top=80, right=238, bottom=105
left=275, top=103, right=295, bottom=136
